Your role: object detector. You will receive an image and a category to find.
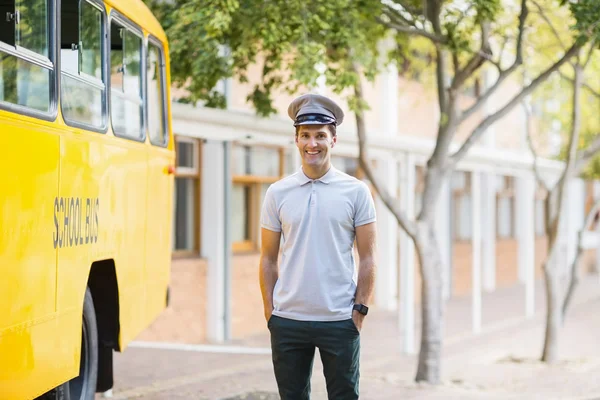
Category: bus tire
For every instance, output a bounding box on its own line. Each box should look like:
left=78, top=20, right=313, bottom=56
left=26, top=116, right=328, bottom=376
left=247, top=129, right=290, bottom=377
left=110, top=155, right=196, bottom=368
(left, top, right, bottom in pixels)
left=70, top=287, right=99, bottom=400
left=38, top=288, right=98, bottom=400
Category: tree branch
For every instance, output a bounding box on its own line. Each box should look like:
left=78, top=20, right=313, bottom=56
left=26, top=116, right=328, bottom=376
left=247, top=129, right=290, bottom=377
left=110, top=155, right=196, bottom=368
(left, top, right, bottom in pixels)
left=450, top=41, right=582, bottom=165
left=427, top=0, right=447, bottom=114
left=552, top=63, right=584, bottom=233
left=454, top=3, right=474, bottom=31
left=560, top=63, right=583, bottom=183
left=458, top=64, right=518, bottom=124
left=531, top=0, right=568, bottom=53
left=378, top=9, right=446, bottom=45
left=378, top=18, right=447, bottom=44
left=389, top=0, right=423, bottom=17
left=435, top=46, right=448, bottom=114
left=523, top=101, right=548, bottom=191
left=582, top=39, right=597, bottom=69
left=452, top=52, right=460, bottom=76
left=562, top=198, right=600, bottom=320
left=498, top=34, right=511, bottom=67
left=558, top=70, right=600, bottom=100
left=352, top=65, right=417, bottom=238
left=383, top=5, right=418, bottom=28
left=514, top=0, right=528, bottom=66
left=450, top=22, right=492, bottom=91
left=574, top=133, right=600, bottom=174
left=456, top=0, right=528, bottom=124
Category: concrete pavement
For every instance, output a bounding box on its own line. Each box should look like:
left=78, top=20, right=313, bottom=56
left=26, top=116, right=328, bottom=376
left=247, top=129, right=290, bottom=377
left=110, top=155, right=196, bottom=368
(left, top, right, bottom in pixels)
left=102, top=275, right=600, bottom=400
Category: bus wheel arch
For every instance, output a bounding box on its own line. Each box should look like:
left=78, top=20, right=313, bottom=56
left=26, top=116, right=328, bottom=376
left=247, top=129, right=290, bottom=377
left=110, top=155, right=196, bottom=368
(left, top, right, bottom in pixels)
left=87, top=259, right=120, bottom=393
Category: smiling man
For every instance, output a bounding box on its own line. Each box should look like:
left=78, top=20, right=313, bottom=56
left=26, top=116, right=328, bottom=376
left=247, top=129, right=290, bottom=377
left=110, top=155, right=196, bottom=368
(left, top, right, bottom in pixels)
left=259, top=93, right=377, bottom=400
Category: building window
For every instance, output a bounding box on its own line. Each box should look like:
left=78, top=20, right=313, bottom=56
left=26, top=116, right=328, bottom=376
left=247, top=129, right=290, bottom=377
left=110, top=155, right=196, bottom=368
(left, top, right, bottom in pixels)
left=452, top=171, right=472, bottom=240
left=332, top=155, right=360, bottom=178
left=284, top=148, right=297, bottom=176
left=495, top=176, right=515, bottom=239
left=232, top=143, right=284, bottom=253
left=172, top=136, right=201, bottom=255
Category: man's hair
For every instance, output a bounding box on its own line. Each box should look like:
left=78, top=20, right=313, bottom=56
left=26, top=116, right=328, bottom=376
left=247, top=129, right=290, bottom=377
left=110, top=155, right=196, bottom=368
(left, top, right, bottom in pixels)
left=295, top=124, right=337, bottom=137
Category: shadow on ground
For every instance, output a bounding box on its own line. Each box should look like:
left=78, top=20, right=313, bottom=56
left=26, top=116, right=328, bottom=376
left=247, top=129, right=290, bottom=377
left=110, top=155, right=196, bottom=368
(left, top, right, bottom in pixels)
left=222, top=391, right=279, bottom=400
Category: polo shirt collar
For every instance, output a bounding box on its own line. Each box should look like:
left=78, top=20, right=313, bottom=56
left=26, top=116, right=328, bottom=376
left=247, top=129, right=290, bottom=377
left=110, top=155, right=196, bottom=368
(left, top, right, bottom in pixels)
left=296, top=165, right=337, bottom=185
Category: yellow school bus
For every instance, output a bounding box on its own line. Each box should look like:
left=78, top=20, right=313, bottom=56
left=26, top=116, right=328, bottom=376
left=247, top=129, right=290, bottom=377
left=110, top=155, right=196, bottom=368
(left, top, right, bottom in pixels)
left=0, top=0, right=174, bottom=398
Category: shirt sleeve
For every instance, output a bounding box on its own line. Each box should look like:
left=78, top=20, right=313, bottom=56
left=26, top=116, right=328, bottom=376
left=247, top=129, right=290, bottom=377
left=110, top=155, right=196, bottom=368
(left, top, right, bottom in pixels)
left=260, top=186, right=282, bottom=232
left=354, top=182, right=376, bottom=227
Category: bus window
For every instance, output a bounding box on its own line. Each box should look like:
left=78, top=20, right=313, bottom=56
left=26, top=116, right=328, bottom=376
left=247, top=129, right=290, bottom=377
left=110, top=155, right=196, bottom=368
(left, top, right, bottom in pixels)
left=15, top=0, right=48, bottom=57
left=60, top=0, right=105, bottom=129
left=0, top=0, right=51, bottom=113
left=147, top=40, right=167, bottom=146
left=0, top=2, right=15, bottom=46
left=110, top=20, right=143, bottom=140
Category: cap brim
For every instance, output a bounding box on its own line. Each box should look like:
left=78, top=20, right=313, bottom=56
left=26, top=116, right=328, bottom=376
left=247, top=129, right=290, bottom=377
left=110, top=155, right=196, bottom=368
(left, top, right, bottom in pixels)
left=294, top=114, right=337, bottom=126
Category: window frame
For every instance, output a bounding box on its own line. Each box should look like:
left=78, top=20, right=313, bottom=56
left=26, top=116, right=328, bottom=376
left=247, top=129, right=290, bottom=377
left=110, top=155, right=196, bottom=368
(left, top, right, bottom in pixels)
left=172, top=135, right=202, bottom=258
left=451, top=171, right=472, bottom=242
left=58, top=0, right=108, bottom=133
left=0, top=0, right=58, bottom=121
left=231, top=182, right=255, bottom=253
left=175, top=135, right=199, bottom=175
left=496, top=175, right=515, bottom=239
left=231, top=142, right=286, bottom=253
left=146, top=35, right=168, bottom=148
left=107, top=10, right=146, bottom=143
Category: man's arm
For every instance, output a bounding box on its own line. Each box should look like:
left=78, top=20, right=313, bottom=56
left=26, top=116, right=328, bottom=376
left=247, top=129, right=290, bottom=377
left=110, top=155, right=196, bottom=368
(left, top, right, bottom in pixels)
left=353, top=222, right=377, bottom=331
left=259, top=227, right=281, bottom=322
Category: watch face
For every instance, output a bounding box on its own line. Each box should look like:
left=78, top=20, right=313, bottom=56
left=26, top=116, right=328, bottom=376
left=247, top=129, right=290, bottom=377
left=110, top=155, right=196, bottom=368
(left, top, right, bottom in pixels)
left=355, top=304, right=368, bottom=315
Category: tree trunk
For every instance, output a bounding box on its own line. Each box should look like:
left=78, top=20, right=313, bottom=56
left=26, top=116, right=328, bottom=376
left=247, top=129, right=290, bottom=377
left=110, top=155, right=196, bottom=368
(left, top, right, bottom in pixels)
left=541, top=255, right=563, bottom=363
left=414, top=221, right=444, bottom=383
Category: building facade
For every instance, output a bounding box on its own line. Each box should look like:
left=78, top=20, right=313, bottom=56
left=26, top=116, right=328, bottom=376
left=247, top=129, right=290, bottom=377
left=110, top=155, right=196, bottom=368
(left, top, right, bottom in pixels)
left=137, top=62, right=600, bottom=350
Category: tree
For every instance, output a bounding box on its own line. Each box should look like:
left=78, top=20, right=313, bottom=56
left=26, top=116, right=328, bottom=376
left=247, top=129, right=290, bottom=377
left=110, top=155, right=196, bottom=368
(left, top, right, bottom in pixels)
left=146, top=0, right=600, bottom=383
left=524, top=0, right=600, bottom=363
left=356, top=0, right=600, bottom=382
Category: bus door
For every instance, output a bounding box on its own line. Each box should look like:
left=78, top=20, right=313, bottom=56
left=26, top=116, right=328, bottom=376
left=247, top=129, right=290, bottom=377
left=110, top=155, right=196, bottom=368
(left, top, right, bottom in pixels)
left=144, top=37, right=173, bottom=320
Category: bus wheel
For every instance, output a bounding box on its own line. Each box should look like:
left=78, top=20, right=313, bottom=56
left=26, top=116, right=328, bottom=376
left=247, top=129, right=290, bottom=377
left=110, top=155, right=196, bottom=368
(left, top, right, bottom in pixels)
left=39, top=288, right=98, bottom=400
left=69, top=288, right=99, bottom=400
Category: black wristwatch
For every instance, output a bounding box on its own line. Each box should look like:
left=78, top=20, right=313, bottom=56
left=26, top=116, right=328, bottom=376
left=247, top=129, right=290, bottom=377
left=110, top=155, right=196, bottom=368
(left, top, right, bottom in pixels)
left=353, top=304, right=369, bottom=316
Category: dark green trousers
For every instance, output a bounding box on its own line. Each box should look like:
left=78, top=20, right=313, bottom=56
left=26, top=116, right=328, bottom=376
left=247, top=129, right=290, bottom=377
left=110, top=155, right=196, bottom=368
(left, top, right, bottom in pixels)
left=268, top=315, right=360, bottom=400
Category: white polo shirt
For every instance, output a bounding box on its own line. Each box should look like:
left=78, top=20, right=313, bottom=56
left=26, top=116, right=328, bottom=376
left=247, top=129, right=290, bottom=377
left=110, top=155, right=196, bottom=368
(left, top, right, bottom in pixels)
left=260, top=166, right=376, bottom=321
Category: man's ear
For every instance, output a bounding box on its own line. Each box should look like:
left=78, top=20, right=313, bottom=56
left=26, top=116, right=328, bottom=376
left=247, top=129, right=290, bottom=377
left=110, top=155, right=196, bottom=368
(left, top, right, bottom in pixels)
left=331, top=135, right=337, bottom=148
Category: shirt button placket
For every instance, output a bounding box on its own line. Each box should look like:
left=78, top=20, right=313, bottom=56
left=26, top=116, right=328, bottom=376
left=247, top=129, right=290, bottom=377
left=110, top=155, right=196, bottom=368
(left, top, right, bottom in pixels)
left=310, top=181, right=316, bottom=206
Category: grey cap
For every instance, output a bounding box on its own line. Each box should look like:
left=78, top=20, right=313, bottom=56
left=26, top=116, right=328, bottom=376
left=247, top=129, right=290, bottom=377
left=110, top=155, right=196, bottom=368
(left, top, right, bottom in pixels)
left=287, top=93, right=345, bottom=127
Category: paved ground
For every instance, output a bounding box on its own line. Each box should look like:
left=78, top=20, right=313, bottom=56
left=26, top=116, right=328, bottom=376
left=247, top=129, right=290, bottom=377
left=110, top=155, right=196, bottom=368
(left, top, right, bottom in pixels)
left=100, top=275, right=600, bottom=400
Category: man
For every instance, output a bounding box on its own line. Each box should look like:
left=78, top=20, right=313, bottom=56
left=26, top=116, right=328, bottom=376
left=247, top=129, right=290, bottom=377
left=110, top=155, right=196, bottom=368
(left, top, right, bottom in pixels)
left=259, top=93, right=377, bottom=400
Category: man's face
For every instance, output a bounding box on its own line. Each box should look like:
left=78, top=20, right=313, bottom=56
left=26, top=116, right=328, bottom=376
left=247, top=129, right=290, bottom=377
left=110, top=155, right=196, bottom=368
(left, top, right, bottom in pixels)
left=295, top=124, right=336, bottom=169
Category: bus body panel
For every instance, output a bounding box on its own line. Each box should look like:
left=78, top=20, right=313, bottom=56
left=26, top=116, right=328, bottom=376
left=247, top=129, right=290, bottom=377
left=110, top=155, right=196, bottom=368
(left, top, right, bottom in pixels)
left=0, top=0, right=174, bottom=397
left=105, top=0, right=167, bottom=44
left=144, top=146, right=174, bottom=329
left=56, top=129, right=151, bottom=349
left=0, top=308, right=81, bottom=399
left=0, top=114, right=79, bottom=399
